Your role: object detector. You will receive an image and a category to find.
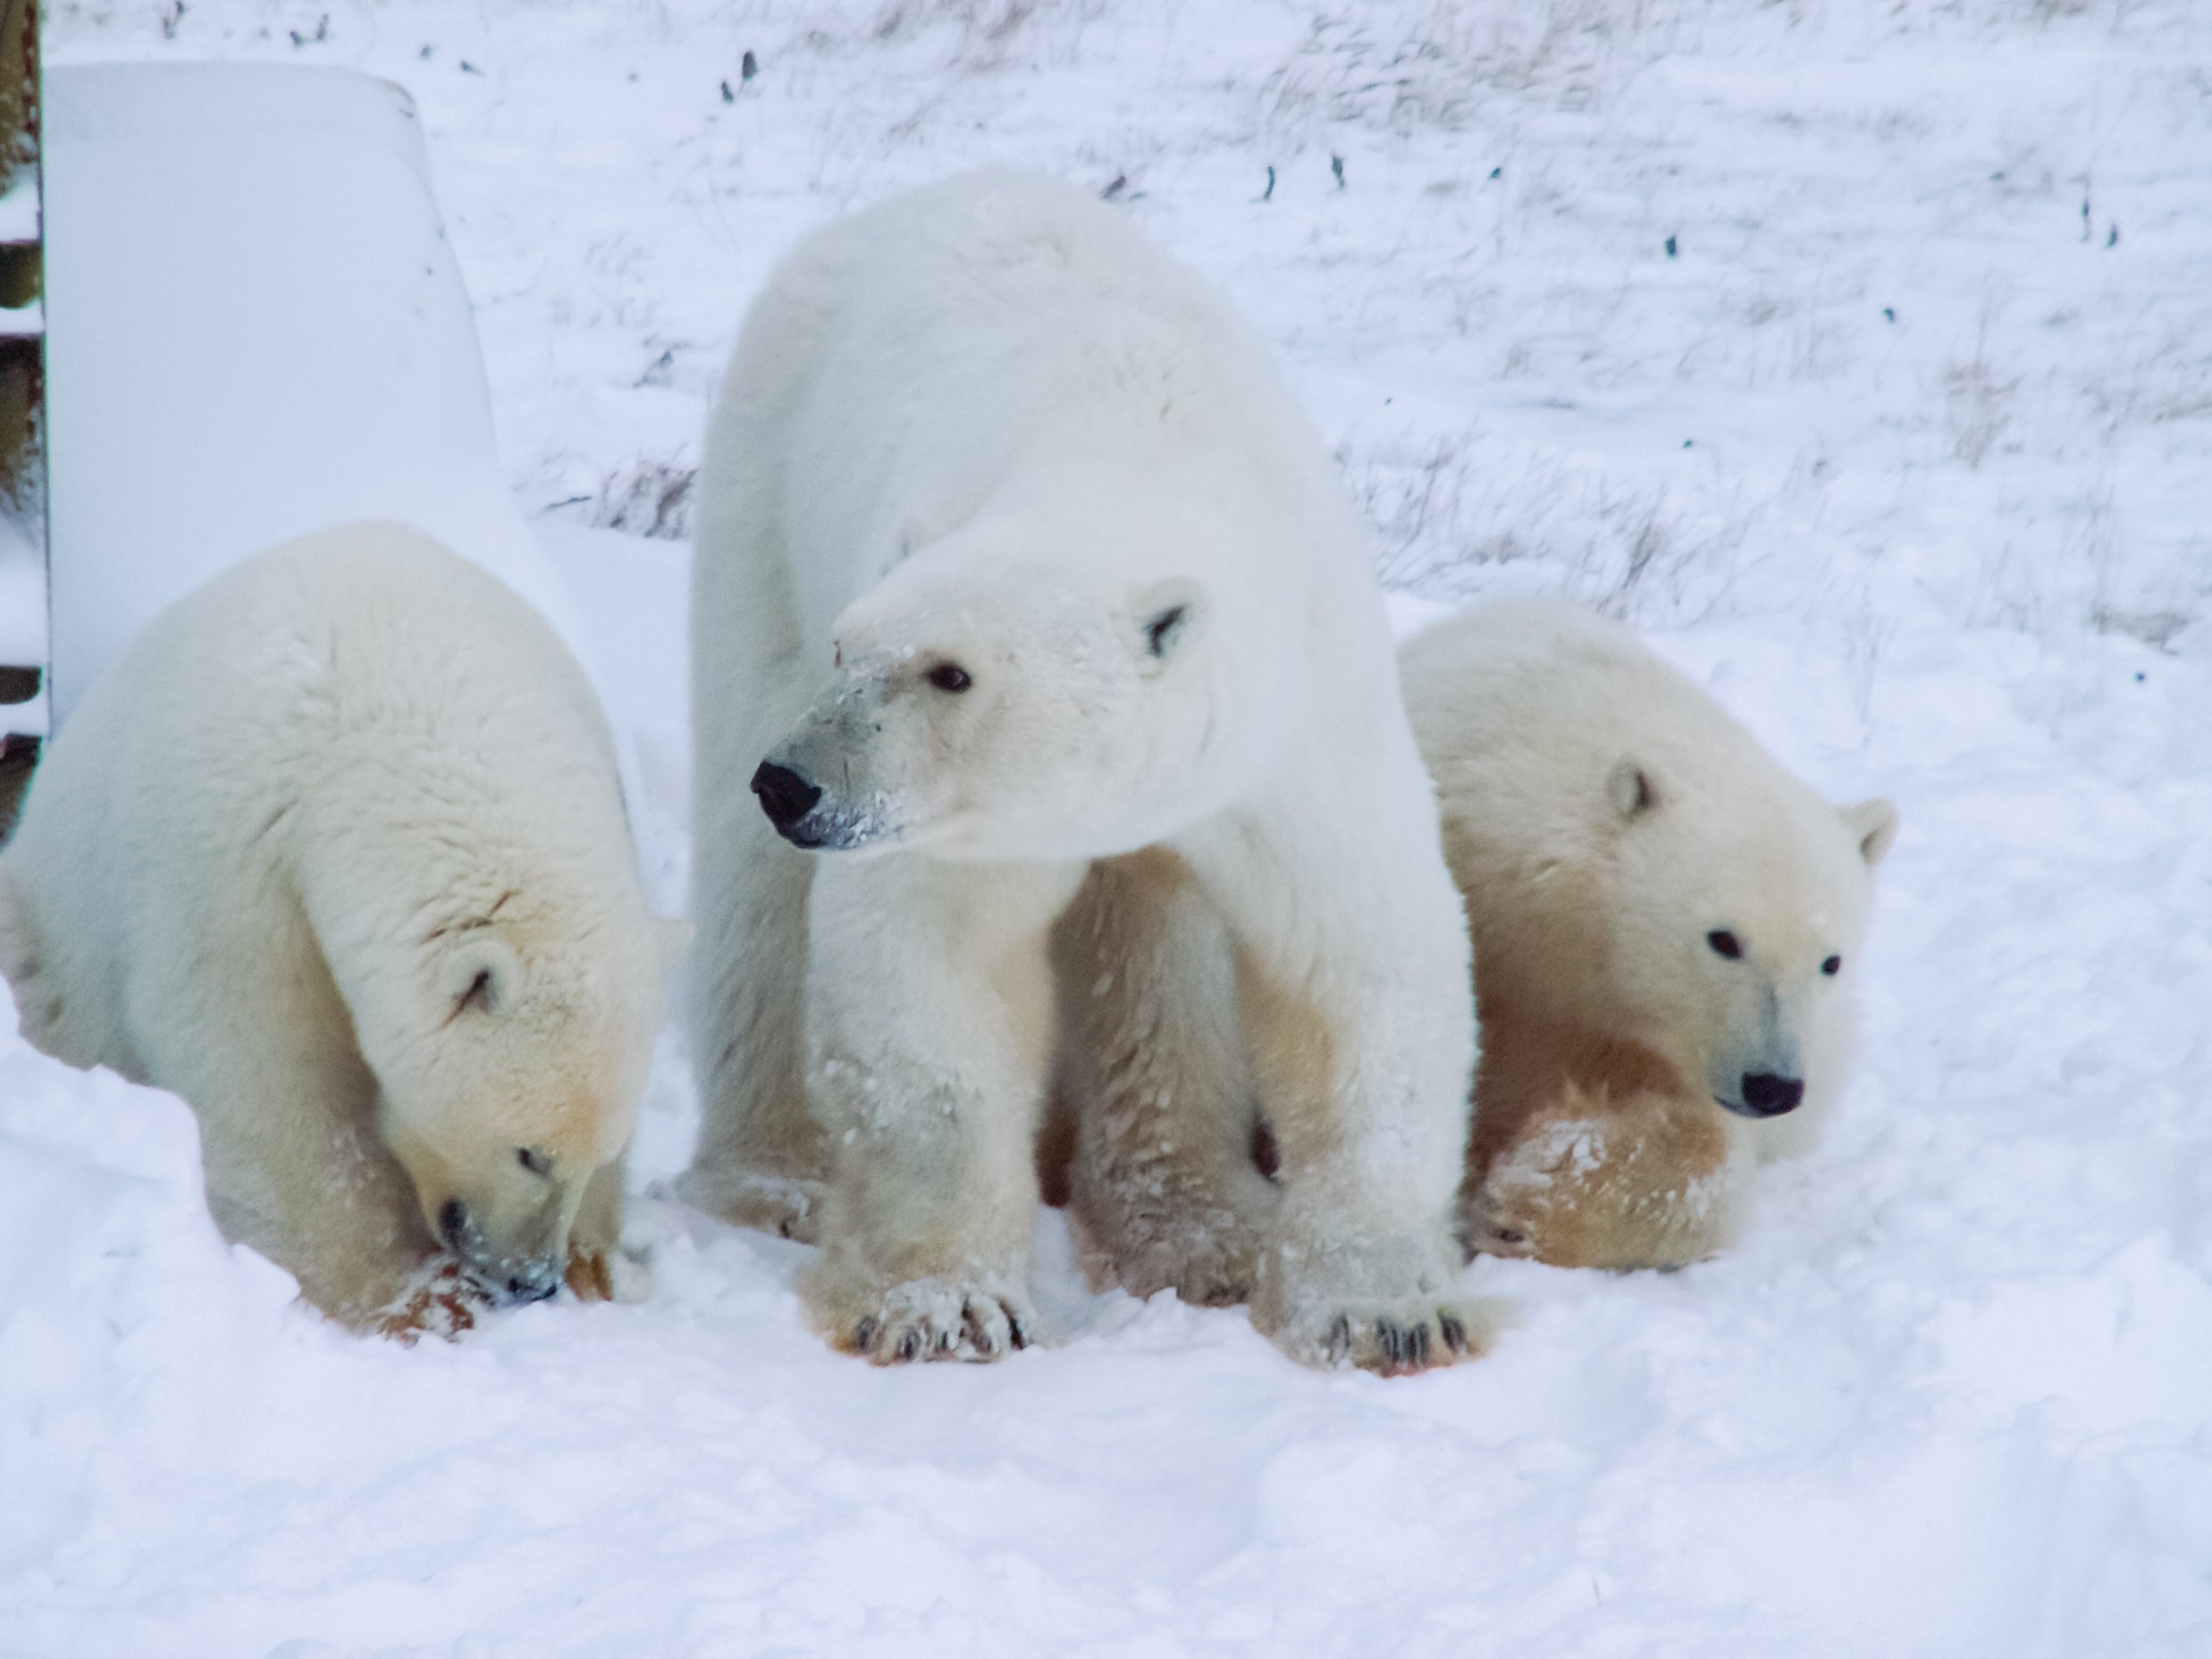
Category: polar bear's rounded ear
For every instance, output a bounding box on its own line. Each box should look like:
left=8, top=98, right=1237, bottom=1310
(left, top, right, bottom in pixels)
left=1607, top=758, right=1661, bottom=821
left=1840, top=797, right=1899, bottom=868
left=444, top=936, right=522, bottom=1021
left=1128, top=578, right=1205, bottom=670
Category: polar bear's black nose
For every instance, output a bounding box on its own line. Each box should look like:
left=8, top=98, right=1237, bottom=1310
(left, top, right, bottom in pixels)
left=506, top=1259, right=562, bottom=1303
left=751, top=761, right=821, bottom=832
left=1740, top=1073, right=1804, bottom=1116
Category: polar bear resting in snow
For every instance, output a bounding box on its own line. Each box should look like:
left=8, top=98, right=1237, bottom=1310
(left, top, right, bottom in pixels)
left=1053, top=599, right=1896, bottom=1279
left=1405, top=600, right=1897, bottom=1268
left=0, top=523, right=671, bottom=1329
left=681, top=170, right=1477, bottom=1372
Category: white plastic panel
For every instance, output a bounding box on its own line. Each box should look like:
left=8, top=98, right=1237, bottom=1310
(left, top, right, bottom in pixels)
left=41, top=63, right=612, bottom=737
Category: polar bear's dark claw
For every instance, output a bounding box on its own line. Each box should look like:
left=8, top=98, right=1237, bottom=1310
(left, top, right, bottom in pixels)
left=1439, top=1313, right=1468, bottom=1354
left=854, top=1316, right=879, bottom=1352
left=1369, top=1316, right=1443, bottom=1373
left=895, top=1327, right=923, bottom=1361
left=1005, top=1308, right=1029, bottom=1349
left=1378, top=1318, right=1409, bottom=1369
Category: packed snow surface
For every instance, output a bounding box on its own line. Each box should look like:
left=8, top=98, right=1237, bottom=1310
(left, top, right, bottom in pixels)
left=14, top=2, right=2212, bottom=1654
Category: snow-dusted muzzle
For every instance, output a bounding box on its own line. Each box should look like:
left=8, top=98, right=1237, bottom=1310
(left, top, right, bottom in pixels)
left=750, top=755, right=898, bottom=852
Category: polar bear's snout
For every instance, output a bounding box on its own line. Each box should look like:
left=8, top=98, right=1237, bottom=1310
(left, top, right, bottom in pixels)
left=1734, top=1072, right=1805, bottom=1117
left=749, top=746, right=894, bottom=852
left=752, top=761, right=824, bottom=842
left=752, top=678, right=920, bottom=853
left=437, top=1196, right=564, bottom=1304
left=1708, top=1015, right=1808, bottom=1119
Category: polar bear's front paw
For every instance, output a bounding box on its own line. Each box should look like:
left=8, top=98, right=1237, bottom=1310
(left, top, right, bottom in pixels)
left=1268, top=1297, right=1486, bottom=1376
left=374, top=1258, right=492, bottom=1343
left=1254, top=1225, right=1494, bottom=1376
left=565, top=1241, right=652, bottom=1304
left=807, top=1269, right=1035, bottom=1364
left=1465, top=1106, right=1744, bottom=1272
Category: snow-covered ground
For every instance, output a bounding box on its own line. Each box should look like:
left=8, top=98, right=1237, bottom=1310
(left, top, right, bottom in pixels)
left=13, top=2, right=2210, bottom=1653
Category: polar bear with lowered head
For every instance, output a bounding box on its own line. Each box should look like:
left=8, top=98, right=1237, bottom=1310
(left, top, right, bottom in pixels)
left=1402, top=599, right=1897, bottom=1269
left=682, top=170, right=1476, bottom=1372
left=0, top=524, right=670, bottom=1329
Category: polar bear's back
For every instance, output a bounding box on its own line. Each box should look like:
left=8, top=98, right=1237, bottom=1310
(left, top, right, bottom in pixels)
left=2, top=523, right=631, bottom=1070
left=737, top=170, right=1369, bottom=646
left=1401, top=598, right=1820, bottom=868
left=56, top=521, right=619, bottom=838
left=790, top=170, right=1276, bottom=434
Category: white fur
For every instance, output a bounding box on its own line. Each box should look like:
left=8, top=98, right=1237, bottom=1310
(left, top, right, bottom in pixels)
left=684, top=171, right=1475, bottom=1370
left=1057, top=598, right=1895, bottom=1279
left=0, top=524, right=669, bottom=1327
left=1401, top=599, right=1897, bottom=1264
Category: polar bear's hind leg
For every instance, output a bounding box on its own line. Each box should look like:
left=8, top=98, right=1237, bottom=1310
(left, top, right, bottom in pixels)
left=1050, top=850, right=1281, bottom=1307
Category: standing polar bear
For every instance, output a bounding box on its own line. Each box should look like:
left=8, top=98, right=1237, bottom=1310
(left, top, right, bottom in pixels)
left=0, top=524, right=670, bottom=1329
left=684, top=170, right=1476, bottom=1372
left=1402, top=600, right=1897, bottom=1268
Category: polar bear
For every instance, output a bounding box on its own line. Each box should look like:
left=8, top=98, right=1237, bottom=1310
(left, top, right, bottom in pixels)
left=1400, top=600, right=1898, bottom=1268
left=1049, top=599, right=1896, bottom=1284
left=681, top=170, right=1476, bottom=1372
left=0, top=523, right=670, bottom=1329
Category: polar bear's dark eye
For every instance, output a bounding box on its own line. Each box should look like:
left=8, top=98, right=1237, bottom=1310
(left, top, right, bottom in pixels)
left=1821, top=955, right=1843, bottom=976
left=925, top=661, right=972, bottom=694
left=1145, top=604, right=1189, bottom=658
left=1707, top=930, right=1742, bottom=959
left=516, top=1146, right=554, bottom=1177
